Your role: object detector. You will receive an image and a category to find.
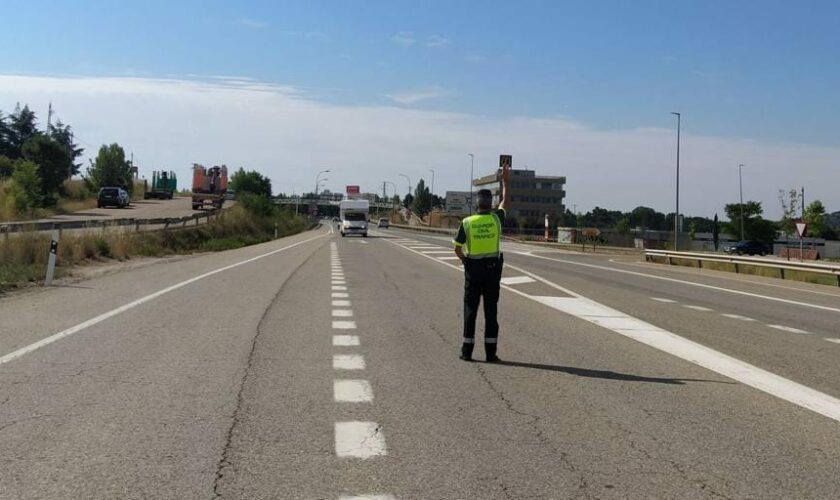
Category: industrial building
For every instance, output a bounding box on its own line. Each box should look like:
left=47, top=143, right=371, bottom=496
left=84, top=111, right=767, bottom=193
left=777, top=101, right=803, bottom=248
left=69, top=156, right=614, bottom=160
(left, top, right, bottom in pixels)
left=472, top=168, right=566, bottom=226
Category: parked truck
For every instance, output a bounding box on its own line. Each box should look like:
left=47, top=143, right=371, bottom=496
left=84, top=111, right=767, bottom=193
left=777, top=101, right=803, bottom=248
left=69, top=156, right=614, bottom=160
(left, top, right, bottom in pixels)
left=191, top=164, right=228, bottom=210
left=339, top=199, right=370, bottom=237
left=143, top=170, right=177, bottom=200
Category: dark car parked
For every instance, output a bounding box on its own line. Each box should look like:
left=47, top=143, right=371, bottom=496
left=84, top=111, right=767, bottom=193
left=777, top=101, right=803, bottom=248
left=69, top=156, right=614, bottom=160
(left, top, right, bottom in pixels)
left=723, top=240, right=770, bottom=256
left=97, top=187, right=130, bottom=208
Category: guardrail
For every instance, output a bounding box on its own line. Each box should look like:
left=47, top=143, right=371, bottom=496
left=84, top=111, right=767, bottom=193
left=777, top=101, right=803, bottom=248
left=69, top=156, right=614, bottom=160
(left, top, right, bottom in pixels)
left=645, top=249, right=840, bottom=286
left=1, top=209, right=224, bottom=239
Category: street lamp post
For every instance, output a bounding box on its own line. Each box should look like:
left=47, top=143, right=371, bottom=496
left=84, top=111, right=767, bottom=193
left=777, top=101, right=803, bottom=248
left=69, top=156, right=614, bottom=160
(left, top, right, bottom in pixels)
left=429, top=168, right=435, bottom=209
left=671, top=112, right=681, bottom=251
left=738, top=163, right=745, bottom=241
left=468, top=153, right=475, bottom=215
left=314, top=169, right=330, bottom=196
left=399, top=173, right=411, bottom=196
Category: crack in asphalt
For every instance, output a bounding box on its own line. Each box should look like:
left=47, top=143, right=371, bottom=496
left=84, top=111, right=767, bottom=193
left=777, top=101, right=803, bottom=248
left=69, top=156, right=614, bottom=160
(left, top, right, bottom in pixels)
left=210, top=238, right=329, bottom=500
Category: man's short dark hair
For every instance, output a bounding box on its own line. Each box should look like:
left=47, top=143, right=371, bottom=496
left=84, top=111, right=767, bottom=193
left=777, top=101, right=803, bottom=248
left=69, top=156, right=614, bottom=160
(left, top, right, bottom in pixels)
left=476, top=189, right=492, bottom=209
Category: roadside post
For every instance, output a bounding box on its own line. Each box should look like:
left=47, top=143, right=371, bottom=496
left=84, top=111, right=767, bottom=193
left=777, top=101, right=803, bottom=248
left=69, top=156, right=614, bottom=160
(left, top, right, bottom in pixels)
left=45, top=230, right=59, bottom=286
left=274, top=223, right=279, bottom=239
left=796, top=221, right=807, bottom=262
left=544, top=213, right=549, bottom=242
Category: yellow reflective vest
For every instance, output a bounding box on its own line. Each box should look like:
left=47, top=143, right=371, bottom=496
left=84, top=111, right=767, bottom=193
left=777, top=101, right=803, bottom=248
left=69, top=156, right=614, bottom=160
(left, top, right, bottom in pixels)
left=456, top=211, right=503, bottom=258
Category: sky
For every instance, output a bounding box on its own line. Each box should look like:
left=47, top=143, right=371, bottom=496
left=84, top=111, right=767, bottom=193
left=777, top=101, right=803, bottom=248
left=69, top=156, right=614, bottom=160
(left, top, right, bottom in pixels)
left=1, top=0, right=839, bottom=219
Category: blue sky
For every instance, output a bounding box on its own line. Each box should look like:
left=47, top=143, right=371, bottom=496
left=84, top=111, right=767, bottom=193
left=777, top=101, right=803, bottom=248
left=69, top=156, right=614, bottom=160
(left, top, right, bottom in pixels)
left=4, top=0, right=839, bottom=145
left=1, top=1, right=839, bottom=216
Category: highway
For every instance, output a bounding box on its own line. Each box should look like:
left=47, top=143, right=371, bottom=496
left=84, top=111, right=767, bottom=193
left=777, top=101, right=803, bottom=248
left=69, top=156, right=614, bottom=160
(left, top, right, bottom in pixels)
left=1, top=224, right=839, bottom=499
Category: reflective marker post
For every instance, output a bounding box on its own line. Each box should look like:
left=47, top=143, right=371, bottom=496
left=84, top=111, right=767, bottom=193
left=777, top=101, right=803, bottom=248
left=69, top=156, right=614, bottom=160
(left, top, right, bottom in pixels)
left=544, top=213, right=549, bottom=242
left=45, top=230, right=59, bottom=286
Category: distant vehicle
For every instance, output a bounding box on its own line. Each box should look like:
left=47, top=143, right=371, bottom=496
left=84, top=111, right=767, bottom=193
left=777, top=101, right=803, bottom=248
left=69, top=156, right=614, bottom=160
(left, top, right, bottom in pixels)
left=339, top=199, right=370, bottom=237
left=97, top=187, right=130, bottom=208
left=143, top=170, right=177, bottom=200
left=377, top=218, right=390, bottom=228
left=723, top=240, right=770, bottom=256
left=191, top=164, right=228, bottom=210
left=225, top=189, right=236, bottom=200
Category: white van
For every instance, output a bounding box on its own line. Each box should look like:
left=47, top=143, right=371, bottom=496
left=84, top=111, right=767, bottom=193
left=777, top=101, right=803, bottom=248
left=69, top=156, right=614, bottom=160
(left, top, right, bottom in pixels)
left=339, top=199, right=370, bottom=237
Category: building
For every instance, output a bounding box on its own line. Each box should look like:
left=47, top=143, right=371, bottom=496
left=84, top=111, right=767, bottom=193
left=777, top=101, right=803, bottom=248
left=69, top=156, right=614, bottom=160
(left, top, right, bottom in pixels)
left=444, top=191, right=472, bottom=215
left=473, top=168, right=566, bottom=226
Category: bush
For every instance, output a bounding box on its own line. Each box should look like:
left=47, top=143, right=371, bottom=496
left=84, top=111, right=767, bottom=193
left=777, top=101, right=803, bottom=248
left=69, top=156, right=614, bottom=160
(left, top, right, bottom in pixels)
left=94, top=237, right=111, bottom=258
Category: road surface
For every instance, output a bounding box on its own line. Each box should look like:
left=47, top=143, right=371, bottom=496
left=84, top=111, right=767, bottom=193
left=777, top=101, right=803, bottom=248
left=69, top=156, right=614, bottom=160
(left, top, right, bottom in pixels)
left=1, top=224, right=839, bottom=499
left=27, top=196, right=202, bottom=224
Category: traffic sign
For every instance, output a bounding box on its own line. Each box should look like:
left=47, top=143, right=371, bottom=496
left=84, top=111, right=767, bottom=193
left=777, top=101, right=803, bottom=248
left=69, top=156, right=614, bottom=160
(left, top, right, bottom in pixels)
left=499, top=154, right=512, bottom=170
left=796, top=221, right=807, bottom=238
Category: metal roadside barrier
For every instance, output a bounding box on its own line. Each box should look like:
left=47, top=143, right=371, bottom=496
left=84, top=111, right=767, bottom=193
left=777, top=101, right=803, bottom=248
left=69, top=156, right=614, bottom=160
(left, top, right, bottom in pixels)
left=0, top=209, right=223, bottom=237
left=645, top=249, right=840, bottom=286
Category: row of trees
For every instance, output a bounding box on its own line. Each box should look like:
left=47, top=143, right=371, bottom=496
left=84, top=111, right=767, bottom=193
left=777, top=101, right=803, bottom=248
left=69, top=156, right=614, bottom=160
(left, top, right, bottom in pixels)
left=0, top=103, right=140, bottom=215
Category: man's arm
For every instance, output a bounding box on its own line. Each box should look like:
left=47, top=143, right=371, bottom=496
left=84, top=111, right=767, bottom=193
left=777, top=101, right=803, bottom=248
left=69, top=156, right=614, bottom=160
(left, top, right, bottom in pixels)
left=498, top=164, right=511, bottom=211
left=453, top=223, right=467, bottom=262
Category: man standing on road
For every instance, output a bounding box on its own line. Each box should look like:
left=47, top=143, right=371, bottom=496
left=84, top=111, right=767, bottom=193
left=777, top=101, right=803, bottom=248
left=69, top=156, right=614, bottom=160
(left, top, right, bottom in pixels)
left=453, top=163, right=510, bottom=362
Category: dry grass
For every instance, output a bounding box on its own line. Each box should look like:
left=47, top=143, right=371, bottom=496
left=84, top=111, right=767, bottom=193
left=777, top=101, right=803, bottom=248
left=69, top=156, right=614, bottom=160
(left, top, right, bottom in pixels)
left=0, top=204, right=310, bottom=292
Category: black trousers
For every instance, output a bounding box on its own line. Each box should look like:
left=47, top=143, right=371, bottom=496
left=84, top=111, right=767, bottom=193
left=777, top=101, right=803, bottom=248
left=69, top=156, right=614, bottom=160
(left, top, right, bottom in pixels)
left=462, top=255, right=503, bottom=358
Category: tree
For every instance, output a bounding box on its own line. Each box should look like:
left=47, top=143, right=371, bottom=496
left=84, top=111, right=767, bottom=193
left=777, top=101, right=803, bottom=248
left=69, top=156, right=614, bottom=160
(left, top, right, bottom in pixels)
left=724, top=201, right=777, bottom=243
left=22, top=135, right=73, bottom=203
left=230, top=168, right=272, bottom=197
left=778, top=188, right=802, bottom=236
left=615, top=217, right=631, bottom=236
left=0, top=111, right=11, bottom=158
left=411, top=178, right=432, bottom=216
left=0, top=155, right=13, bottom=178
left=712, top=214, right=720, bottom=250
left=5, top=103, right=40, bottom=159
left=403, top=193, right=414, bottom=209
left=86, top=143, right=134, bottom=193
left=7, top=160, right=42, bottom=213
left=49, top=120, right=84, bottom=176
left=629, top=206, right=665, bottom=231
left=804, top=200, right=836, bottom=240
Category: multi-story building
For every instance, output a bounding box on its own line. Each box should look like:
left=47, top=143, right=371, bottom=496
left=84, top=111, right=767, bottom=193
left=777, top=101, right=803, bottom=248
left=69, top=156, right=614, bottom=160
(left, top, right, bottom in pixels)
left=473, top=168, right=566, bottom=226
left=444, top=191, right=472, bottom=215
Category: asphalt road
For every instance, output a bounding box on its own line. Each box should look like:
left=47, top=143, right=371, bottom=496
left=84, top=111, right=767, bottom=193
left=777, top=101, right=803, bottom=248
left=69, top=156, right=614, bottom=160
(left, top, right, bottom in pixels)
left=1, top=223, right=839, bottom=499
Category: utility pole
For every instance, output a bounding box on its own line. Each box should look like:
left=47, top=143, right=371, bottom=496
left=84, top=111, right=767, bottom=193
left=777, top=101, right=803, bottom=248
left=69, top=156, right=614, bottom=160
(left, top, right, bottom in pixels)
left=738, top=164, right=745, bottom=241
left=671, top=112, right=681, bottom=251
left=429, top=168, right=435, bottom=209
left=468, top=153, right=475, bottom=216
left=46, top=102, right=53, bottom=136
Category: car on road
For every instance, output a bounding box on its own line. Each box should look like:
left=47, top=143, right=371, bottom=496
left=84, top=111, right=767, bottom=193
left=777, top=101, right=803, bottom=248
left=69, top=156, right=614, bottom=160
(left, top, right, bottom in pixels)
left=224, top=189, right=236, bottom=200
left=377, top=218, right=389, bottom=228
left=722, top=240, right=770, bottom=256
left=97, top=187, right=130, bottom=208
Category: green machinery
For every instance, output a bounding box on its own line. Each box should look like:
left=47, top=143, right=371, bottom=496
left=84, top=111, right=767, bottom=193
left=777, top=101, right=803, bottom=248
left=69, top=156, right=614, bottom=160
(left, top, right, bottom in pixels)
left=144, top=171, right=178, bottom=200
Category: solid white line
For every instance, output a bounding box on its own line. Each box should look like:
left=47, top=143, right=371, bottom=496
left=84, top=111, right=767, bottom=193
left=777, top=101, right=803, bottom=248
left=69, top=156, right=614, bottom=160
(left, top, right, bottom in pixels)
left=0, top=232, right=327, bottom=366
left=385, top=237, right=840, bottom=424
left=332, top=292, right=349, bottom=298
left=500, top=276, right=537, bottom=285
left=437, top=256, right=461, bottom=261
left=332, top=320, right=357, bottom=329
left=333, top=354, right=365, bottom=370
left=514, top=251, right=840, bottom=314
left=334, top=421, right=386, bottom=458
left=825, top=339, right=840, bottom=344
left=651, top=297, right=677, bottom=303
left=683, top=305, right=714, bottom=312
left=332, top=309, right=354, bottom=317
left=333, top=335, right=360, bottom=346
left=722, top=313, right=756, bottom=322
left=531, top=296, right=840, bottom=423
left=767, top=325, right=811, bottom=335
left=332, top=300, right=352, bottom=307
left=334, top=379, right=374, bottom=402
left=332, top=286, right=348, bottom=291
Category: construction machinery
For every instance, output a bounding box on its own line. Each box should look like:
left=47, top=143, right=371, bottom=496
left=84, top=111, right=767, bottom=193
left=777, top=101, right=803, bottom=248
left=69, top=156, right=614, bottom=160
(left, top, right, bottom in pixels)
left=143, top=171, right=177, bottom=200
left=191, top=164, right=228, bottom=210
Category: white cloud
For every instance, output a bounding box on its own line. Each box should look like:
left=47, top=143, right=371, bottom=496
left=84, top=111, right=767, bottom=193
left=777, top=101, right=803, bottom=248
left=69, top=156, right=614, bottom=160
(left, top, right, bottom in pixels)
left=391, top=32, right=415, bottom=46
left=425, top=35, right=450, bottom=48
left=385, top=86, right=448, bottom=104
left=465, top=54, right=489, bottom=64
left=237, top=18, right=267, bottom=29
left=0, top=74, right=837, bottom=218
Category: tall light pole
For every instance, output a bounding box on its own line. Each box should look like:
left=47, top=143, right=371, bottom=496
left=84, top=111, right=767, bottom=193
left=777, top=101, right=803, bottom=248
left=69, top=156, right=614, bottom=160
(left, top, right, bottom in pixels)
left=468, top=153, right=475, bottom=215
left=738, top=163, right=745, bottom=241
left=671, top=112, right=681, bottom=251
left=399, top=173, right=411, bottom=196
left=314, top=169, right=330, bottom=196
left=429, top=168, right=435, bottom=209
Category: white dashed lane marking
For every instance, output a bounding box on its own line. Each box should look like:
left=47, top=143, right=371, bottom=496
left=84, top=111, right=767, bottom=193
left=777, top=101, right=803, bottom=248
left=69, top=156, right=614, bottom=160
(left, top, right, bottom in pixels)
left=332, top=292, right=349, bottom=298
left=332, top=320, right=357, bottom=329
left=333, top=354, right=365, bottom=370
left=339, top=495, right=396, bottom=500
left=332, top=300, right=352, bottom=307
left=332, top=286, right=348, bottom=291
left=333, top=309, right=354, bottom=317
left=651, top=297, right=677, bottom=303
left=500, top=276, right=537, bottom=285
left=333, top=335, right=360, bottom=346
left=334, top=379, right=374, bottom=403
left=437, top=256, right=461, bottom=261
left=825, top=339, right=840, bottom=344
left=334, top=422, right=386, bottom=458
left=421, top=250, right=453, bottom=254
left=722, top=313, right=756, bottom=322
left=683, top=305, right=714, bottom=312
left=768, top=325, right=811, bottom=335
